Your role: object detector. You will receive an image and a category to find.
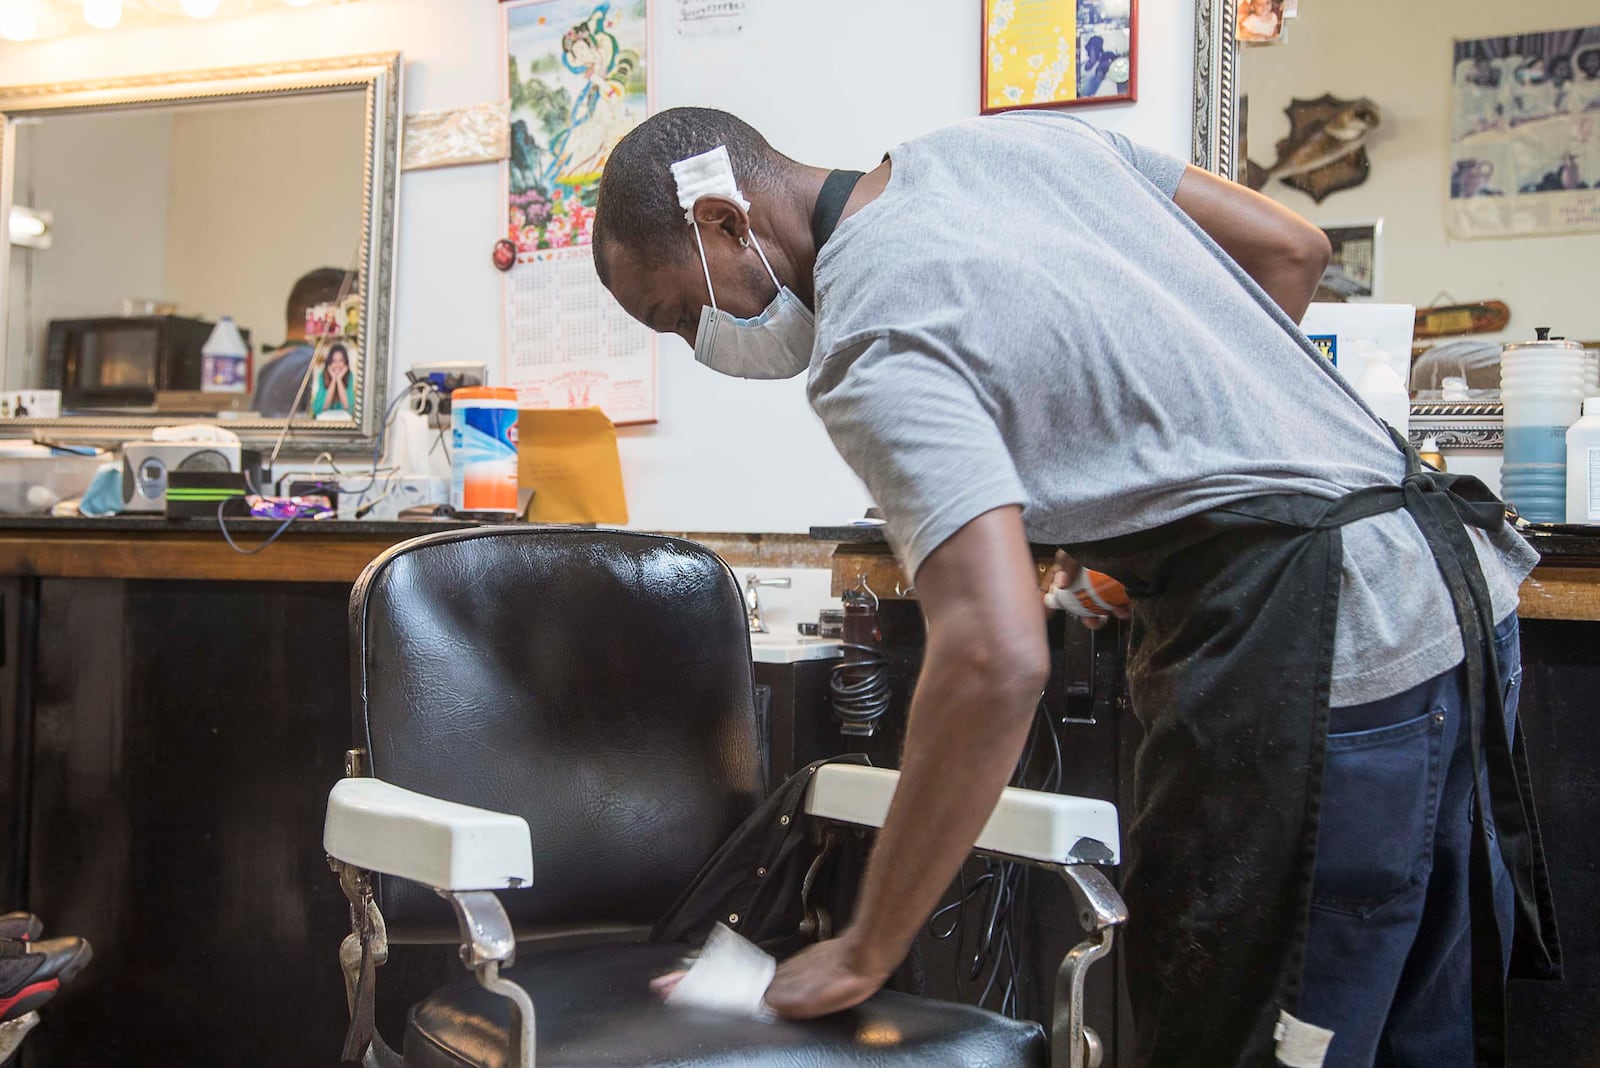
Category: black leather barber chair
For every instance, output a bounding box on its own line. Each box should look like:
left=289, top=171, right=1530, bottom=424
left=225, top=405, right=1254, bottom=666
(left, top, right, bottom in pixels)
left=323, top=528, right=1125, bottom=1067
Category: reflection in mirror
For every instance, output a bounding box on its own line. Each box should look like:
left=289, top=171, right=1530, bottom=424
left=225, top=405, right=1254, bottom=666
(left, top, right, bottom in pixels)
left=1238, top=4, right=1600, bottom=399
left=5, top=91, right=367, bottom=421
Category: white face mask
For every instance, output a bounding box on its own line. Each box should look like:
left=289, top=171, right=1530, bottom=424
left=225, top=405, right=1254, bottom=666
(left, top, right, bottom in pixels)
left=689, top=222, right=815, bottom=381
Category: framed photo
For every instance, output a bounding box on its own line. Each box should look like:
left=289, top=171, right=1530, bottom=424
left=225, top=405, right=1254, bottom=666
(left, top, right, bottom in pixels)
left=982, top=0, right=1137, bottom=114
left=1315, top=220, right=1383, bottom=302
left=1237, top=0, right=1287, bottom=46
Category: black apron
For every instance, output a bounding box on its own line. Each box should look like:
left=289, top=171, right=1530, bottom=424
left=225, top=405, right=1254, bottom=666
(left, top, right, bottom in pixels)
left=1066, top=439, right=1561, bottom=1066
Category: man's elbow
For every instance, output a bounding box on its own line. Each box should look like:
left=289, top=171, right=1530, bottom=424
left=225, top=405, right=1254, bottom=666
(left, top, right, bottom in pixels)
left=1292, top=225, right=1333, bottom=281
left=949, top=634, right=1050, bottom=713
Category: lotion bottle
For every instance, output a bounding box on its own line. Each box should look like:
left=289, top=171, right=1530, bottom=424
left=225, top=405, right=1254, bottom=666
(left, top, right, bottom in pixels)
left=1354, top=339, right=1410, bottom=438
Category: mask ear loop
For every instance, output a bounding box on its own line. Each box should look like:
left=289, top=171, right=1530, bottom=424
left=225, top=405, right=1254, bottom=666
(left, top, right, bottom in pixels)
left=689, top=216, right=720, bottom=315
left=746, top=230, right=783, bottom=292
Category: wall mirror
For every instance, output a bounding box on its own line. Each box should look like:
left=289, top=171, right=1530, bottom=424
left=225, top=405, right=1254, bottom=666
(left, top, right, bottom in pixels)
left=0, top=52, right=400, bottom=452
left=1194, top=2, right=1600, bottom=449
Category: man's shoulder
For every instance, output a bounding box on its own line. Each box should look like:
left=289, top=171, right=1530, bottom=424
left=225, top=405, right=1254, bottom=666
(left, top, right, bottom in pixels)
left=258, top=345, right=313, bottom=378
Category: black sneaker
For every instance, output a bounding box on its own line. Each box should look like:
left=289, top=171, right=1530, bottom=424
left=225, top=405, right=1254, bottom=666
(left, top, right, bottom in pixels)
left=0, top=937, right=92, bottom=1023
left=0, top=916, right=39, bottom=944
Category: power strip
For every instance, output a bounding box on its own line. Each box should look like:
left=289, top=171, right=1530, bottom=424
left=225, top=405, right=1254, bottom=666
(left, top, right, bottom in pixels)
left=273, top=469, right=448, bottom=521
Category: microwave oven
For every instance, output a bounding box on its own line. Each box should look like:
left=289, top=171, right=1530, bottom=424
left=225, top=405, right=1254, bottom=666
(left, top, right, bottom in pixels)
left=44, top=315, right=251, bottom=410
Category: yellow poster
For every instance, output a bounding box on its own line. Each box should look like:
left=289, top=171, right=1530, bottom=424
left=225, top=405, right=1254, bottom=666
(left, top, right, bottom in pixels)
left=983, top=0, right=1136, bottom=113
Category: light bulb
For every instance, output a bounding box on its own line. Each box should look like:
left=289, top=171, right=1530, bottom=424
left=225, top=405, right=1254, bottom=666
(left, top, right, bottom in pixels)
left=8, top=207, right=46, bottom=239
left=179, top=0, right=220, bottom=16
left=0, top=0, right=39, bottom=41
left=82, top=0, right=121, bottom=29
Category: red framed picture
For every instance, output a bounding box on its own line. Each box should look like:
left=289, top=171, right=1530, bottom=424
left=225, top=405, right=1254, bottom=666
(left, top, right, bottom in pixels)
left=981, top=0, right=1138, bottom=114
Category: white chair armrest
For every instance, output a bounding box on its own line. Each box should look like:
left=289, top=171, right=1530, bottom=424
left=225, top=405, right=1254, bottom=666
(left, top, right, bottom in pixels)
left=803, top=763, right=1120, bottom=866
left=323, top=777, right=533, bottom=891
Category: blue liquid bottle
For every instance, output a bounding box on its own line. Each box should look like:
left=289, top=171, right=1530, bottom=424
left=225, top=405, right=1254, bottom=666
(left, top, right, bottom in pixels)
left=1501, top=328, right=1585, bottom=523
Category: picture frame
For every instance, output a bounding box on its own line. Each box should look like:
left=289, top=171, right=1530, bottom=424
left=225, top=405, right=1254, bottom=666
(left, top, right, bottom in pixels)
left=1316, top=220, right=1383, bottom=302
left=981, top=0, right=1138, bottom=114
left=1237, top=0, right=1288, bottom=47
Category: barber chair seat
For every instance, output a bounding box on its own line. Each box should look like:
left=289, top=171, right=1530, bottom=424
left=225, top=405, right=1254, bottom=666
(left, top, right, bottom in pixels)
left=323, top=528, right=1123, bottom=1068
left=405, top=942, right=1043, bottom=1067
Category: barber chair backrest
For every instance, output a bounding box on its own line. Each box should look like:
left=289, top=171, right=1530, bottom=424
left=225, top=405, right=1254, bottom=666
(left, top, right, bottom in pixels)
left=350, top=527, right=764, bottom=943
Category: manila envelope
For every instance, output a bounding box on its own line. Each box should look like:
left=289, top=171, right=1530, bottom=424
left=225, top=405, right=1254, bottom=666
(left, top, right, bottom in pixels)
left=516, top=408, right=628, bottom=524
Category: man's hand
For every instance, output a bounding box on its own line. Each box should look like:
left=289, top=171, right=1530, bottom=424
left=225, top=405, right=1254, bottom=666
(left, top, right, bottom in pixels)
left=1042, top=549, right=1130, bottom=632
left=763, top=931, right=891, bottom=1020
left=648, top=930, right=888, bottom=1021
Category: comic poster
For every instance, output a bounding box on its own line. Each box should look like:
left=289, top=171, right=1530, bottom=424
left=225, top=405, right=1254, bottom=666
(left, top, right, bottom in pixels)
left=1448, top=25, right=1600, bottom=239
left=981, top=0, right=1135, bottom=113
left=503, top=0, right=657, bottom=424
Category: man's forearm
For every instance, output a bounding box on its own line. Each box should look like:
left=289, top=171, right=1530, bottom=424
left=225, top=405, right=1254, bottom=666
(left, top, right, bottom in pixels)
left=841, top=636, right=1042, bottom=977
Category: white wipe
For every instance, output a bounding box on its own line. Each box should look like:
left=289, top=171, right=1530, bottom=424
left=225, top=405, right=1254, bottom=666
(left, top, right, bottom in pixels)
left=664, top=923, right=776, bottom=1022
left=1274, top=1010, right=1335, bottom=1068
left=669, top=145, right=751, bottom=222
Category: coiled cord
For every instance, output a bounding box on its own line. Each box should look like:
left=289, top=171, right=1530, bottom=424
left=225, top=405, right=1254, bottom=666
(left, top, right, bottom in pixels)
left=829, top=642, right=892, bottom=733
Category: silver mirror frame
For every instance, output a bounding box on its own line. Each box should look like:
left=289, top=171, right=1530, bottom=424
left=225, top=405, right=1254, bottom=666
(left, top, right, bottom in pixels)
left=1192, top=9, right=1503, bottom=449
left=0, top=52, right=401, bottom=453
left=1190, top=0, right=1240, bottom=182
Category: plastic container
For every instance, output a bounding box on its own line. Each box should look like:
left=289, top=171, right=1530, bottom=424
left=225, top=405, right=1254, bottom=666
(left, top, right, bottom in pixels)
left=201, top=316, right=249, bottom=393
left=450, top=386, right=519, bottom=516
left=1353, top=341, right=1410, bottom=438
left=0, top=444, right=103, bottom=514
left=1045, top=569, right=1130, bottom=619
left=1500, top=329, right=1586, bottom=523
left=1566, top=398, right=1600, bottom=524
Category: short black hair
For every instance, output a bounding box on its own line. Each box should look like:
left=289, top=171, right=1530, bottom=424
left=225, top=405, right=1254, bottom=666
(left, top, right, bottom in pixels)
left=593, top=107, right=782, bottom=285
left=286, top=267, right=353, bottom=329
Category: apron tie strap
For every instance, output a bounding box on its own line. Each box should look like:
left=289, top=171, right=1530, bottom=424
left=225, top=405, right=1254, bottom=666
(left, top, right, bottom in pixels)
left=1321, top=463, right=1546, bottom=1065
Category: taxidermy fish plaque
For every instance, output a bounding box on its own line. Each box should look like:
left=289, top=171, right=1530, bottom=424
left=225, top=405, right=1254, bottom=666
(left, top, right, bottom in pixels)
left=1246, top=94, right=1381, bottom=203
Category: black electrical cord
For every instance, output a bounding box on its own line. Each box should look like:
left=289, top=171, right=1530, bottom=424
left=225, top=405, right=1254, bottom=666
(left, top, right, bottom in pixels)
left=829, top=641, right=892, bottom=733
left=927, top=694, right=1067, bottom=1019
left=348, top=381, right=430, bottom=512
left=215, top=498, right=299, bottom=556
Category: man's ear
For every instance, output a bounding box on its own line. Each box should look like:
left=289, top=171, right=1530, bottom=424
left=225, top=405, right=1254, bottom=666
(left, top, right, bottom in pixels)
left=691, top=196, right=750, bottom=245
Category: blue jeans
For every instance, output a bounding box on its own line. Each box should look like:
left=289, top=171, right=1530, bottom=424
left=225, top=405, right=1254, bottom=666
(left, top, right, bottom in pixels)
left=1298, top=614, right=1521, bottom=1067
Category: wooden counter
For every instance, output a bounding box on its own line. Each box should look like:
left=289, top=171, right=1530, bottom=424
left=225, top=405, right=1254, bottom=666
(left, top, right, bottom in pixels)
left=0, top=515, right=479, bottom=583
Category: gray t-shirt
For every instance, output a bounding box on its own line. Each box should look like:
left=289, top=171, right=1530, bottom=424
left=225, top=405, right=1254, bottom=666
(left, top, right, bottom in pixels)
left=806, top=111, right=1537, bottom=706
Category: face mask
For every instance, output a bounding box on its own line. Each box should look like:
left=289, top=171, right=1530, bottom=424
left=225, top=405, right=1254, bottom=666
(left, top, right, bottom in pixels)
left=669, top=145, right=814, bottom=380
left=689, top=223, right=815, bottom=380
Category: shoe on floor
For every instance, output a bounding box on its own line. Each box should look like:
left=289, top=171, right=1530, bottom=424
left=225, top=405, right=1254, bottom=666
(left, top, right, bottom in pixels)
left=0, top=916, right=39, bottom=944
left=0, top=937, right=92, bottom=1023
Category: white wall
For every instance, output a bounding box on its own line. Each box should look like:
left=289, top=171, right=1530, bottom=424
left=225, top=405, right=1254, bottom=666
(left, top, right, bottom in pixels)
left=5, top=111, right=173, bottom=390
left=164, top=93, right=367, bottom=354
left=1242, top=0, right=1600, bottom=346
left=0, top=0, right=1197, bottom=530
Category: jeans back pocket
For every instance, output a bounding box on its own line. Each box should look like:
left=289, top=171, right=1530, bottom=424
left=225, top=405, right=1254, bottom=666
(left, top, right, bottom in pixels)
left=1311, top=708, right=1447, bottom=918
